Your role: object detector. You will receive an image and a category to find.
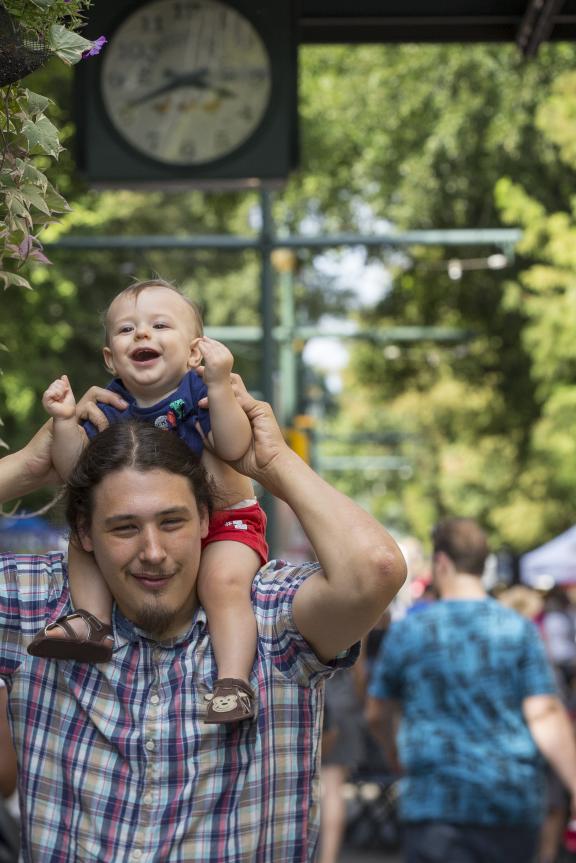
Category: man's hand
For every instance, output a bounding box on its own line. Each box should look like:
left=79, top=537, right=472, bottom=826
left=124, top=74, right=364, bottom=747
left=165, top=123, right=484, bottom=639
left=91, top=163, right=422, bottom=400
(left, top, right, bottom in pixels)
left=43, top=375, right=76, bottom=421
left=221, top=374, right=291, bottom=484
left=21, top=422, right=58, bottom=486
left=75, top=386, right=128, bottom=432
left=196, top=369, right=292, bottom=483
left=0, top=420, right=60, bottom=503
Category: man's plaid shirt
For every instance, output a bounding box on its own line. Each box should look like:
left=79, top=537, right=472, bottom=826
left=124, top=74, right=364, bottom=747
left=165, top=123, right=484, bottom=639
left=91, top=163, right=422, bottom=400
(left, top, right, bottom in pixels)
left=0, top=552, right=357, bottom=862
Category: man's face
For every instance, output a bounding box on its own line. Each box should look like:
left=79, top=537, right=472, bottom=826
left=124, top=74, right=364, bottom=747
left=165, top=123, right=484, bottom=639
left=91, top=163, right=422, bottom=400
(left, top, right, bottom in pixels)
left=80, top=467, right=209, bottom=639
left=103, top=286, right=202, bottom=407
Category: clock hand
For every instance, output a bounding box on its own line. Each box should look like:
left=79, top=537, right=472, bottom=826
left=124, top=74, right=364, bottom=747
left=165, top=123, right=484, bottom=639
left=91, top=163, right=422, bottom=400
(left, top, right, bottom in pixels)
left=156, top=70, right=237, bottom=99
left=209, top=84, right=236, bottom=100
left=128, top=68, right=212, bottom=107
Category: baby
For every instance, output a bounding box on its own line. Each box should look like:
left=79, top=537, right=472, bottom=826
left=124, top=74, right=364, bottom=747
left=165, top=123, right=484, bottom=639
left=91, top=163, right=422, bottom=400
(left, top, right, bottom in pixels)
left=27, top=279, right=268, bottom=724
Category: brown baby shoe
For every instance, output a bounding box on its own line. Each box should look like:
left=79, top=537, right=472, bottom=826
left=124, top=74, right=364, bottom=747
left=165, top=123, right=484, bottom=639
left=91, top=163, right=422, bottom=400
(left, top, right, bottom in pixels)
left=27, top=609, right=114, bottom=663
left=204, top=678, right=256, bottom=724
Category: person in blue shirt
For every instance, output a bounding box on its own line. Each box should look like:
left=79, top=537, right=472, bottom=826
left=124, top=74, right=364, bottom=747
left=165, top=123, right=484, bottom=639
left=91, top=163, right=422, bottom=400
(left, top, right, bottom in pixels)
left=366, top=517, right=576, bottom=863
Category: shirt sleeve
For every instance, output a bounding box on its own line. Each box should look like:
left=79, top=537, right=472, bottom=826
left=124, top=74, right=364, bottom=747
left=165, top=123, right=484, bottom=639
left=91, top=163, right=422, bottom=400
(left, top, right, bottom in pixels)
left=368, top=621, right=407, bottom=701
left=517, top=619, right=557, bottom=700
left=252, top=560, right=360, bottom=688
left=185, top=372, right=211, bottom=439
left=0, top=553, right=67, bottom=679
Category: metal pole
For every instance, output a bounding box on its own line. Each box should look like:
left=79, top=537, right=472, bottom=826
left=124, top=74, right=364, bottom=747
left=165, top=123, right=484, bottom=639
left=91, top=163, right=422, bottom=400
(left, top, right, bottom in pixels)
left=272, top=249, right=299, bottom=426
left=258, top=190, right=278, bottom=554
left=259, top=190, right=275, bottom=406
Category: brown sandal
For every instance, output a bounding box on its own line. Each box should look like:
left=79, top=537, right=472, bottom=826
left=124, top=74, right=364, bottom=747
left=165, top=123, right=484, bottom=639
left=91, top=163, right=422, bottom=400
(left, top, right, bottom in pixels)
left=203, top=678, right=256, bottom=724
left=27, top=609, right=114, bottom=663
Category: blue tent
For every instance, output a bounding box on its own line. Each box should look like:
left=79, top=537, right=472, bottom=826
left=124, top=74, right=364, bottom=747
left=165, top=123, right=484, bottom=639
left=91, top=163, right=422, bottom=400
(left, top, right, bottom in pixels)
left=519, top=526, right=576, bottom=589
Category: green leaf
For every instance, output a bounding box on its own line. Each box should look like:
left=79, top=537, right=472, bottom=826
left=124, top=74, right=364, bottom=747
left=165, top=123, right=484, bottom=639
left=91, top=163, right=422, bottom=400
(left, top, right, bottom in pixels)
left=20, top=185, right=51, bottom=215
left=0, top=173, right=19, bottom=191
left=16, top=160, right=49, bottom=192
left=5, top=192, right=33, bottom=225
left=43, top=182, right=70, bottom=213
left=48, top=24, right=92, bottom=65
left=0, top=271, right=33, bottom=290
left=26, top=91, right=52, bottom=118
left=20, top=115, right=61, bottom=158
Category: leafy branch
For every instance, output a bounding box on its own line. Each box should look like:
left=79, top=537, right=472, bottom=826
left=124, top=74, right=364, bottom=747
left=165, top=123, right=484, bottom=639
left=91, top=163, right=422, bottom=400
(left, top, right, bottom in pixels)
left=0, top=0, right=104, bottom=293
left=0, top=0, right=103, bottom=453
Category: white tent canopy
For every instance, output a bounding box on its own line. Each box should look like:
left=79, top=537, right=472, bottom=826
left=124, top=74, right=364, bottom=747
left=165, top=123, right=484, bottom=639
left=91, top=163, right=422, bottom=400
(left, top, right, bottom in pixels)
left=520, top=526, right=576, bottom=588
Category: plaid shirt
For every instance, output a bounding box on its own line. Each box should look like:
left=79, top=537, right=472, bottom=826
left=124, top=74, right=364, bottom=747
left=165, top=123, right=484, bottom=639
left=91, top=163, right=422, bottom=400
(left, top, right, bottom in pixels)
left=0, top=553, right=357, bottom=863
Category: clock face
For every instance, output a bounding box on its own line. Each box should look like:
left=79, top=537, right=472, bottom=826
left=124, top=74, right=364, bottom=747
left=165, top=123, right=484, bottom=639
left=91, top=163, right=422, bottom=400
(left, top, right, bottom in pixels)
left=100, top=0, right=272, bottom=166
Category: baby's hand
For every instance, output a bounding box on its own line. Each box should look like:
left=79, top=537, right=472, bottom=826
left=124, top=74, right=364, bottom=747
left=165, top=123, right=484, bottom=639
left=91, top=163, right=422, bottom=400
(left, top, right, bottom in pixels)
left=42, top=375, right=77, bottom=420
left=199, top=337, right=234, bottom=386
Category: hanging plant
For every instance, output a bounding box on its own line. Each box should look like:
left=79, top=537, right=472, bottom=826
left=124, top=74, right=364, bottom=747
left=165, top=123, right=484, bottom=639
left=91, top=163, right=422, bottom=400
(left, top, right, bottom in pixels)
left=0, top=0, right=105, bottom=451
left=0, top=0, right=105, bottom=297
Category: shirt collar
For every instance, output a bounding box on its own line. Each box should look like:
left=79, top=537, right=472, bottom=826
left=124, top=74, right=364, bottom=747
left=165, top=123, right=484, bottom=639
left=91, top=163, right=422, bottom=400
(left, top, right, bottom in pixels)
left=112, top=603, right=208, bottom=649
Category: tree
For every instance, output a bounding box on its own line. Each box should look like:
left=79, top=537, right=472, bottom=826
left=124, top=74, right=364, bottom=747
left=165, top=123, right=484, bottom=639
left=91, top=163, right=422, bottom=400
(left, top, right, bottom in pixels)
left=291, top=42, right=576, bottom=550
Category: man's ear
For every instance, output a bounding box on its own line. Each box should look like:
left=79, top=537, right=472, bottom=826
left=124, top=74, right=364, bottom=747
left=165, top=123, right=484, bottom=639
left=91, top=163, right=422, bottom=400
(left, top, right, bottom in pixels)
left=434, top=550, right=452, bottom=576
left=76, top=529, right=94, bottom=554
left=187, top=337, right=203, bottom=370
left=102, top=346, right=116, bottom=375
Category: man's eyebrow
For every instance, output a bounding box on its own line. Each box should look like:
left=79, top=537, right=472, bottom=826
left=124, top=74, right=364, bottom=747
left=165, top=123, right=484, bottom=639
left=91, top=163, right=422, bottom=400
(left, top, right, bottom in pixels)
left=103, top=507, right=192, bottom=526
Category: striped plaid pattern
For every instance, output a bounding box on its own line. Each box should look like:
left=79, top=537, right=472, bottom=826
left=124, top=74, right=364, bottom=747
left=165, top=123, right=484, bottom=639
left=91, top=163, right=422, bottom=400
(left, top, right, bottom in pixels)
left=0, top=553, right=357, bottom=863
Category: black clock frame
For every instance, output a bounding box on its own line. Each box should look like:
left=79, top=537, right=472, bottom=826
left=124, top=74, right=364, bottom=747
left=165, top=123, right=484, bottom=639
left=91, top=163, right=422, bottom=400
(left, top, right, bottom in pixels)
left=75, top=0, right=299, bottom=186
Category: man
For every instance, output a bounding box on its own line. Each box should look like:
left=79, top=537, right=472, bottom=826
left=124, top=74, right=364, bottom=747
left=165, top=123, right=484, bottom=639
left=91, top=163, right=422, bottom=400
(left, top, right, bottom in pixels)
left=0, top=381, right=406, bottom=862
left=366, top=517, right=576, bottom=863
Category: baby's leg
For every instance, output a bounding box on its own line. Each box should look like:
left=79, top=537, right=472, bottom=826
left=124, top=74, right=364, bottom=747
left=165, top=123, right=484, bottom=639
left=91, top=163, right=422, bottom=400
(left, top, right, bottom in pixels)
left=198, top=540, right=259, bottom=681
left=197, top=541, right=260, bottom=723
left=27, top=543, right=114, bottom=662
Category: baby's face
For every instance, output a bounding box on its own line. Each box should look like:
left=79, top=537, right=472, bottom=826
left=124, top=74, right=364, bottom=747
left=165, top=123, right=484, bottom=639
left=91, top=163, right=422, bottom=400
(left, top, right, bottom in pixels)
left=103, top=286, right=201, bottom=407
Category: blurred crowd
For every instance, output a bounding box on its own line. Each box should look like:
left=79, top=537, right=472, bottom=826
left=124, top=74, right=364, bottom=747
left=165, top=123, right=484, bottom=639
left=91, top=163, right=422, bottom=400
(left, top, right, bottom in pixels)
left=317, top=533, right=576, bottom=863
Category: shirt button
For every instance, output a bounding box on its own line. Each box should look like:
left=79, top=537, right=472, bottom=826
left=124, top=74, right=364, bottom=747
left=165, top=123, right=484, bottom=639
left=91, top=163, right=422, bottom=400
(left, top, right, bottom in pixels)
left=150, top=694, right=160, bottom=705
left=132, top=851, right=142, bottom=861
left=143, top=793, right=153, bottom=805
left=145, top=740, right=155, bottom=752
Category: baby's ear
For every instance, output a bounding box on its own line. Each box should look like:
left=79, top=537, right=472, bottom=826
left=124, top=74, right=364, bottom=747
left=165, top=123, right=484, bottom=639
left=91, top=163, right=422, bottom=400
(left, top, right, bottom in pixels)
left=188, top=337, right=203, bottom=369
left=102, top=346, right=116, bottom=375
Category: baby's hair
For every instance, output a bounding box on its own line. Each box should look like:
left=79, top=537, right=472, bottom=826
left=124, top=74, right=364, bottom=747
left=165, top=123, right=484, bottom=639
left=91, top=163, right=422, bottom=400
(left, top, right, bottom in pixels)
left=102, top=278, right=204, bottom=344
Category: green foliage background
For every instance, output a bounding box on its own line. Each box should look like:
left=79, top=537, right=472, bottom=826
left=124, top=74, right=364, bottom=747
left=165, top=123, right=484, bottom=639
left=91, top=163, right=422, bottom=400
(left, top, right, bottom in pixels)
left=4, top=41, right=576, bottom=551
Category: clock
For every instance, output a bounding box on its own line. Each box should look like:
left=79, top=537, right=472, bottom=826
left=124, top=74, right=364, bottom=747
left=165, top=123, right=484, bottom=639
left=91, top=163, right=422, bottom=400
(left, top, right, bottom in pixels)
left=101, top=0, right=272, bottom=166
left=75, top=0, right=298, bottom=185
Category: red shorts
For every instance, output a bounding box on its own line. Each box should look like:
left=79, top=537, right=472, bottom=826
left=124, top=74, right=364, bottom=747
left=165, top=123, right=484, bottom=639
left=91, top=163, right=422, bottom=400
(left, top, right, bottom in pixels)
left=202, top=502, right=268, bottom=566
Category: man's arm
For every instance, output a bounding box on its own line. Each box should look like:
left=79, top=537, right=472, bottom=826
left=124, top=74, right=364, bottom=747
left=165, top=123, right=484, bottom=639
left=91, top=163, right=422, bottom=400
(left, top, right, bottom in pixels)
left=0, top=685, right=17, bottom=798
left=227, top=379, right=407, bottom=661
left=0, top=386, right=128, bottom=504
left=0, top=421, right=58, bottom=503
left=365, top=696, right=403, bottom=775
left=523, top=694, right=576, bottom=815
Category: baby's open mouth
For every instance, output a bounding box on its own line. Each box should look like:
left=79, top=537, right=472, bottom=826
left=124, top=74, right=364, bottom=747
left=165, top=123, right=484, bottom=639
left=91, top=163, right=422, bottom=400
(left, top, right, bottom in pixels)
left=131, top=348, right=160, bottom=362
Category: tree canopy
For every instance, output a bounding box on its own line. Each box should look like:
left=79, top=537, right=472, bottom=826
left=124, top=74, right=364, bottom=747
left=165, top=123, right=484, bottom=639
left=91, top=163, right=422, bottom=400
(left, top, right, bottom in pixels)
left=3, top=40, right=576, bottom=552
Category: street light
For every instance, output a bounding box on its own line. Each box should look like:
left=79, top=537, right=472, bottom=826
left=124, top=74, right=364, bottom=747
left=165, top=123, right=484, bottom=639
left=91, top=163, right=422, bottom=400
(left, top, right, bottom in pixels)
left=446, top=253, right=510, bottom=280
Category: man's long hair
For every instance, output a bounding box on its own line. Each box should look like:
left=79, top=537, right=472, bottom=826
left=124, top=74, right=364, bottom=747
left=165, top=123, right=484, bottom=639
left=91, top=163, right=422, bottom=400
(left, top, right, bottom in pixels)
left=431, top=517, right=489, bottom=576
left=66, top=422, right=214, bottom=540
